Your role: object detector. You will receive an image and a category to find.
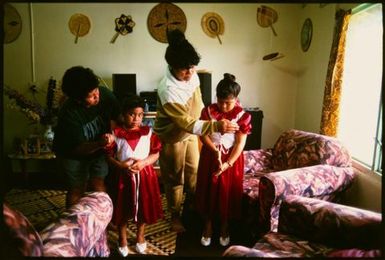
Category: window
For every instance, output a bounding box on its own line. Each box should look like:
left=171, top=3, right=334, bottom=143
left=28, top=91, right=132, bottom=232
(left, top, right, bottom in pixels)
left=338, top=4, right=382, bottom=174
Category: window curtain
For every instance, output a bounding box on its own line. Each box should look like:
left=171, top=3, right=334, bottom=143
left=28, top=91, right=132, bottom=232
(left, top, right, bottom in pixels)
left=320, top=10, right=352, bottom=136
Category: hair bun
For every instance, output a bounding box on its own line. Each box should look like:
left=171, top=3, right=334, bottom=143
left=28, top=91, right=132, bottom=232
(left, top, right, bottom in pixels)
left=223, top=73, right=236, bottom=82
left=167, top=29, right=186, bottom=47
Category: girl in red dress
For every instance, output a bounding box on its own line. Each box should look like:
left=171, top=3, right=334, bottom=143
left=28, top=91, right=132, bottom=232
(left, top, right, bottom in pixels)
left=195, top=73, right=251, bottom=247
left=105, top=95, right=163, bottom=256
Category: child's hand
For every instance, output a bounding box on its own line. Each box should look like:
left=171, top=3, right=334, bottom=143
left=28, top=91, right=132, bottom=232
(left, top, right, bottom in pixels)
left=214, top=161, right=232, bottom=177
left=121, top=158, right=135, bottom=169
left=129, top=159, right=146, bottom=173
left=215, top=147, right=222, bottom=167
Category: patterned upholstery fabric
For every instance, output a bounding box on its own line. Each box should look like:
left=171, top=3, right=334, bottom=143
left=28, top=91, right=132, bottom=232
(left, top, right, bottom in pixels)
left=40, top=192, right=113, bottom=257
left=242, top=129, right=355, bottom=234
left=3, top=192, right=113, bottom=257
left=3, top=204, right=44, bottom=256
left=224, top=195, right=382, bottom=258
left=271, top=129, right=352, bottom=171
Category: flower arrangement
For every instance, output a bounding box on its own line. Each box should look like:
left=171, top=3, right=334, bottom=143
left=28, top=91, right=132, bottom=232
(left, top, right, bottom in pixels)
left=4, top=78, right=64, bottom=126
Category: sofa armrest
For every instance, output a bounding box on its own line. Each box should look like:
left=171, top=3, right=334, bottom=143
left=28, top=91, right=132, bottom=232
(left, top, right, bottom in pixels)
left=278, top=195, right=382, bottom=249
left=3, top=204, right=44, bottom=257
left=243, top=148, right=273, bottom=175
left=258, top=165, right=355, bottom=232
left=40, top=192, right=113, bottom=257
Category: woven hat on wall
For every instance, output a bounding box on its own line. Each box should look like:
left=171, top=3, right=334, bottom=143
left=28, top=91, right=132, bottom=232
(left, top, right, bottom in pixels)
left=201, top=12, right=224, bottom=44
left=147, top=3, right=187, bottom=43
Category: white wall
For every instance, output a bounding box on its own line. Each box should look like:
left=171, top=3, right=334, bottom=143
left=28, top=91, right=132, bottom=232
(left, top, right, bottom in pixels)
left=4, top=3, right=303, bottom=154
left=295, top=4, right=336, bottom=133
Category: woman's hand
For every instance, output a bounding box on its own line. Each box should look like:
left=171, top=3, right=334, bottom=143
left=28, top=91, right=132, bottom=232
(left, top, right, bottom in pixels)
left=217, top=119, right=239, bottom=134
left=101, top=133, right=115, bottom=147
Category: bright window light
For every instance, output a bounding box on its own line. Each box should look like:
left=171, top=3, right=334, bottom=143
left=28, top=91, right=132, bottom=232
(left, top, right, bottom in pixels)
left=338, top=4, right=382, bottom=171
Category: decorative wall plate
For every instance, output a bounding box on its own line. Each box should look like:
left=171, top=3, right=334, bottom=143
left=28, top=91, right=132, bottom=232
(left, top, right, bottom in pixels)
left=301, top=18, right=312, bottom=52
left=147, top=3, right=187, bottom=43
left=201, top=12, right=224, bottom=44
left=4, top=3, right=22, bottom=44
left=68, top=13, right=91, bottom=43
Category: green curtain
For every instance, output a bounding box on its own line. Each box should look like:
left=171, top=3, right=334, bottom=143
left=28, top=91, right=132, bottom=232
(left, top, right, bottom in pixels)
left=320, top=10, right=351, bottom=137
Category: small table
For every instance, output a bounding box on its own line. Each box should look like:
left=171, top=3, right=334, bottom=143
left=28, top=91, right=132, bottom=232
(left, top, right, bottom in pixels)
left=8, top=152, right=56, bottom=186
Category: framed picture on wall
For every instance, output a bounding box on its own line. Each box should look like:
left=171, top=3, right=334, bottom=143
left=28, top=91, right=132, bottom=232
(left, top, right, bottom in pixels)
left=22, top=135, right=41, bottom=155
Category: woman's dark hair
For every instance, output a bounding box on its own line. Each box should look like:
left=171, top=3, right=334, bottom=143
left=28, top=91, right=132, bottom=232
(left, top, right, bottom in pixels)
left=121, top=95, right=145, bottom=114
left=216, top=73, right=241, bottom=99
left=165, top=29, right=201, bottom=69
left=61, top=66, right=99, bottom=100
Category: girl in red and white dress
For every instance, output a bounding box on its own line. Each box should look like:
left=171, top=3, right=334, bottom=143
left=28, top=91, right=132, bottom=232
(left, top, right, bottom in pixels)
left=105, top=95, right=163, bottom=256
left=195, top=73, right=251, bottom=247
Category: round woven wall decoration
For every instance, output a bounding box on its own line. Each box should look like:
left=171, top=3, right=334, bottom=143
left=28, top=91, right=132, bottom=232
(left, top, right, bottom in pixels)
left=147, top=3, right=187, bottom=43
left=201, top=12, right=224, bottom=39
left=4, top=3, right=22, bottom=44
left=68, top=13, right=91, bottom=38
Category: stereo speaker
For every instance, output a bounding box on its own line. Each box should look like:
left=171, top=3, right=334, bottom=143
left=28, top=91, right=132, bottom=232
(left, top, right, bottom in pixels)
left=112, top=74, right=136, bottom=101
left=197, top=72, right=212, bottom=106
left=244, top=108, right=264, bottom=150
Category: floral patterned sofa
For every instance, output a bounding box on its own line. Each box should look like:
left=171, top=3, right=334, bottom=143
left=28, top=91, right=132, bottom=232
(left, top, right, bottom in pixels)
left=242, top=129, right=355, bottom=235
left=2, top=192, right=112, bottom=257
left=224, top=195, right=382, bottom=257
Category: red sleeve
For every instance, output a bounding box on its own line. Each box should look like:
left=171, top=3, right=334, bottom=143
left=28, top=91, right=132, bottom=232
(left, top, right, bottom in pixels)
left=199, top=106, right=210, bottom=120
left=238, top=111, right=252, bottom=135
left=150, top=132, right=162, bottom=154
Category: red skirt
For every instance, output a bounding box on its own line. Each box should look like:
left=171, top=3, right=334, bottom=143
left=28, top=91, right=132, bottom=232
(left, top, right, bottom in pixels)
left=108, top=165, right=163, bottom=225
left=195, top=146, right=244, bottom=221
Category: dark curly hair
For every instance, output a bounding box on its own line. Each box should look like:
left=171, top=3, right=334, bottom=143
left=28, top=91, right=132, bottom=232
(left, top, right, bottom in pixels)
left=120, top=95, right=145, bottom=114
left=165, top=29, right=201, bottom=69
left=61, top=66, right=99, bottom=101
left=216, top=73, right=241, bottom=99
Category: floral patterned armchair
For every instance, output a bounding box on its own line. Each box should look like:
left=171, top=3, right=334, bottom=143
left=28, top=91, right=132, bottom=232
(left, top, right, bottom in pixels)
left=224, top=195, right=382, bottom=257
left=242, top=129, right=355, bottom=235
left=2, top=192, right=112, bottom=257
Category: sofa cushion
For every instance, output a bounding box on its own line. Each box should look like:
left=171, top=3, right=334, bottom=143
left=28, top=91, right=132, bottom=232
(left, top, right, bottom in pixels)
left=3, top=203, right=44, bottom=256
left=271, top=129, right=352, bottom=171
left=243, top=149, right=273, bottom=175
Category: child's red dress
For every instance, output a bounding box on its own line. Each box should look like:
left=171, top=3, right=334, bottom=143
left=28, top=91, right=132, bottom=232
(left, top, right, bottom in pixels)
left=195, top=104, right=251, bottom=221
left=106, top=126, right=163, bottom=225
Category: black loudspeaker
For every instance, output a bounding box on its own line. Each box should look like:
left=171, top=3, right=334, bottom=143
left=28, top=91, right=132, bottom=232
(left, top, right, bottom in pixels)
left=244, top=108, right=264, bottom=150
left=197, top=72, right=212, bottom=106
left=112, top=74, right=136, bottom=101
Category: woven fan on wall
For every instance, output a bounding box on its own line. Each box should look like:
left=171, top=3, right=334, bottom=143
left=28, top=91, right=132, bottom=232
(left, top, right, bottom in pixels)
left=68, top=13, right=91, bottom=44
left=257, top=5, right=278, bottom=36
left=201, top=12, right=224, bottom=44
